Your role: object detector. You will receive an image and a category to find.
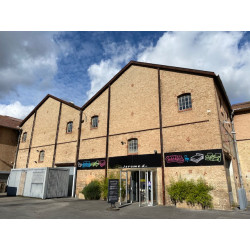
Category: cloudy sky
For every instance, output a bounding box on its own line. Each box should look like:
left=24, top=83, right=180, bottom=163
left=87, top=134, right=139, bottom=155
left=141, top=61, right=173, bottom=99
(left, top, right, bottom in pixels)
left=0, top=31, right=250, bottom=119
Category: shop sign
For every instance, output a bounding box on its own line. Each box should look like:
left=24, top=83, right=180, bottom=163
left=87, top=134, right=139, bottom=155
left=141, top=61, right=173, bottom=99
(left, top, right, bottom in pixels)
left=77, top=158, right=106, bottom=170
left=109, top=153, right=161, bottom=169
left=108, top=179, right=119, bottom=204
left=164, top=149, right=224, bottom=167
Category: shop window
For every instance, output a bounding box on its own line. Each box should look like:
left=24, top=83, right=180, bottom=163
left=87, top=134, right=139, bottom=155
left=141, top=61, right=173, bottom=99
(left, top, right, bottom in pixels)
left=39, top=150, right=45, bottom=162
left=22, top=132, right=27, bottom=142
left=66, top=121, right=73, bottom=133
left=178, top=93, right=192, bottom=111
left=91, top=116, right=98, bottom=128
left=128, top=138, right=138, bottom=154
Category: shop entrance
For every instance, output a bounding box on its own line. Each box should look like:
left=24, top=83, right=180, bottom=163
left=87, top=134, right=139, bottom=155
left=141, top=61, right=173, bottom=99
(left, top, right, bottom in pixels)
left=119, top=169, right=157, bottom=207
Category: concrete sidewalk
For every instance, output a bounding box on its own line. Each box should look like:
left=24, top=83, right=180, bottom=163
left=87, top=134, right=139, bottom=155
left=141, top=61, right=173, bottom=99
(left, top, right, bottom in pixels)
left=0, top=196, right=249, bottom=219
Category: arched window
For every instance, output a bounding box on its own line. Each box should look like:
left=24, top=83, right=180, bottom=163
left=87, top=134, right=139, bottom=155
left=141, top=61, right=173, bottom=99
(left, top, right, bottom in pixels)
left=178, top=93, right=192, bottom=111
left=128, top=138, right=138, bottom=154
left=66, top=121, right=73, bottom=133
left=91, top=116, right=98, bottom=128
left=22, top=132, right=27, bottom=142
left=39, top=150, right=45, bottom=162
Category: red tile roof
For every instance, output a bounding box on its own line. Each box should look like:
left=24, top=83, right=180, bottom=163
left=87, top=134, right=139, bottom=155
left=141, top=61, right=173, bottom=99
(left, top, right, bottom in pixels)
left=232, top=101, right=250, bottom=110
left=0, top=115, right=22, bottom=130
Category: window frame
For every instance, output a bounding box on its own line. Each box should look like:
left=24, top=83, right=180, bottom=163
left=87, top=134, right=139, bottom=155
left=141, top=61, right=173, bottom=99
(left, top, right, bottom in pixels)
left=177, top=93, right=192, bottom=112
left=22, top=132, right=27, bottom=142
left=66, top=121, right=73, bottom=134
left=127, top=138, right=138, bottom=155
left=38, top=150, right=45, bottom=163
left=91, top=116, right=99, bottom=128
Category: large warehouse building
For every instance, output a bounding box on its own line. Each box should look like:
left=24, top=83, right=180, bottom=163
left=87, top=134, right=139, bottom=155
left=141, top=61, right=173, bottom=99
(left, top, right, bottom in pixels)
left=14, top=61, right=243, bottom=210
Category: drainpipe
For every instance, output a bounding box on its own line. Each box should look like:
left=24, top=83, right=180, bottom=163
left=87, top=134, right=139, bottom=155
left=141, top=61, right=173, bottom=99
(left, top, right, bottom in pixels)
left=13, top=128, right=22, bottom=169
left=231, top=110, right=244, bottom=189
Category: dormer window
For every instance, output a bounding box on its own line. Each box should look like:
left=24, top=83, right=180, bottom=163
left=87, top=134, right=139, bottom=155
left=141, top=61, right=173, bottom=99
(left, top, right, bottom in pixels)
left=178, top=93, right=192, bottom=111
left=39, top=150, right=45, bottom=162
left=22, top=132, right=27, bottom=142
left=66, top=121, right=73, bottom=133
left=91, top=116, right=98, bottom=128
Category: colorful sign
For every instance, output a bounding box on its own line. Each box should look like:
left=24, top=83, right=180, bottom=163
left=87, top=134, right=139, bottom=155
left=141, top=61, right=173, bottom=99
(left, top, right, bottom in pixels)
left=165, top=149, right=224, bottom=167
left=78, top=158, right=106, bottom=170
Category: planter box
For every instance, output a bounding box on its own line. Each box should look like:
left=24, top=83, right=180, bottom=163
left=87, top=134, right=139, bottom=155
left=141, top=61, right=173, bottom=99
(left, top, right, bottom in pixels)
left=176, top=202, right=203, bottom=210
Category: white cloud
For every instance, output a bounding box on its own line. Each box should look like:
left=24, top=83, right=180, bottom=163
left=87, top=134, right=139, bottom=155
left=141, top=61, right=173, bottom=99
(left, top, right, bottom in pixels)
left=0, top=101, right=34, bottom=119
left=0, top=32, right=58, bottom=98
left=87, top=41, right=136, bottom=99
left=137, top=31, right=250, bottom=104
left=87, top=32, right=250, bottom=104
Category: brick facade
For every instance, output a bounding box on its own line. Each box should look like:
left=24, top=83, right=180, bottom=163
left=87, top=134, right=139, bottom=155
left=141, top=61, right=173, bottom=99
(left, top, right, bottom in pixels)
left=15, top=61, right=242, bottom=210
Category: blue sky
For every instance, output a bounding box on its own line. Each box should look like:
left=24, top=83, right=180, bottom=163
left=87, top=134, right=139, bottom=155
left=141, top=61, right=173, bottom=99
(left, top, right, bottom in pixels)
left=1, top=31, right=250, bottom=118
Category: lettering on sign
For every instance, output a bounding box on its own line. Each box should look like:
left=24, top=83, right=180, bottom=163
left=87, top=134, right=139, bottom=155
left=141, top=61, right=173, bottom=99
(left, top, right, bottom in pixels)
left=77, top=158, right=106, bottom=170
left=165, top=149, right=224, bottom=167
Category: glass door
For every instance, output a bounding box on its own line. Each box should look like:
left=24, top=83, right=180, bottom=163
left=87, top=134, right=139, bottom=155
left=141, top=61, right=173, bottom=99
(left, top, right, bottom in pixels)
left=139, top=170, right=154, bottom=207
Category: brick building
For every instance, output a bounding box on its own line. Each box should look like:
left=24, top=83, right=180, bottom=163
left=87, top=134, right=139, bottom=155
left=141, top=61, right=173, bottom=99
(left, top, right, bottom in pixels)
left=0, top=115, right=22, bottom=192
left=14, top=61, right=242, bottom=210
left=232, top=102, right=250, bottom=201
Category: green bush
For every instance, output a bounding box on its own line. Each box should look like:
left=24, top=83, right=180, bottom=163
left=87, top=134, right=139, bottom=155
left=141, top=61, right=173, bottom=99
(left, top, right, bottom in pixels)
left=82, top=180, right=101, bottom=200
left=99, top=172, right=126, bottom=200
left=167, top=178, right=214, bottom=209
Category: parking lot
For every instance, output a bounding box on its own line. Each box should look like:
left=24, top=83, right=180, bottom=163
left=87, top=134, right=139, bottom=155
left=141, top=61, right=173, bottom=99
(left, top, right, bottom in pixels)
left=0, top=194, right=249, bottom=219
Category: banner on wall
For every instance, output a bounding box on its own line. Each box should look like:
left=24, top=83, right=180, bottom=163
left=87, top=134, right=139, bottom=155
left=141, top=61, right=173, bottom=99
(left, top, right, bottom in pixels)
left=164, top=149, right=224, bottom=167
left=77, top=158, right=106, bottom=170
left=109, top=153, right=161, bottom=169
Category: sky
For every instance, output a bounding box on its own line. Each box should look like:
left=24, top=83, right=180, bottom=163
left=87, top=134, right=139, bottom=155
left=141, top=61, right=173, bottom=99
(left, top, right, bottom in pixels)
left=1, top=31, right=250, bottom=119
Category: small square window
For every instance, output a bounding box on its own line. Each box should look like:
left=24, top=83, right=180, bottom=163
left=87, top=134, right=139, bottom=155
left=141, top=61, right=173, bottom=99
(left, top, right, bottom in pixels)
left=128, top=139, right=138, bottom=154
left=67, top=122, right=73, bottom=133
left=178, top=94, right=192, bottom=111
left=22, top=132, right=27, bottom=142
left=39, top=151, right=45, bottom=162
left=91, top=116, right=98, bottom=128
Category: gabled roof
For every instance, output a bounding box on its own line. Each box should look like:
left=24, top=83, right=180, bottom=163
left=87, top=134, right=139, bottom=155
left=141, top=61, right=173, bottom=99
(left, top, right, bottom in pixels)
left=0, top=115, right=22, bottom=130
left=20, top=94, right=81, bottom=127
left=232, top=101, right=250, bottom=114
left=81, top=60, right=232, bottom=113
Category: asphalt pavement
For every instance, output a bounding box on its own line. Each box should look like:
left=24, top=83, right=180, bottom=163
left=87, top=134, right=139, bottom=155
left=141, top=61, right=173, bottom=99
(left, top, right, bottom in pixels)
left=0, top=195, right=250, bottom=219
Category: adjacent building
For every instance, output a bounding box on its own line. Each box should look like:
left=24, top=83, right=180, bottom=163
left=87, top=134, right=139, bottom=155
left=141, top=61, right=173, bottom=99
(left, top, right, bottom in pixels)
left=232, top=102, right=250, bottom=201
left=14, top=61, right=243, bottom=210
left=0, top=115, right=22, bottom=192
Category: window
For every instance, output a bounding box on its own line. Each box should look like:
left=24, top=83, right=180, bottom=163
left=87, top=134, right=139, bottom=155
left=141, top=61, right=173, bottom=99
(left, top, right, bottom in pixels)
left=22, top=132, right=27, bottom=142
left=178, top=94, right=192, bottom=111
left=39, top=150, right=45, bottom=162
left=66, top=121, right=73, bottom=133
left=128, top=138, right=138, bottom=154
left=91, top=116, right=98, bottom=128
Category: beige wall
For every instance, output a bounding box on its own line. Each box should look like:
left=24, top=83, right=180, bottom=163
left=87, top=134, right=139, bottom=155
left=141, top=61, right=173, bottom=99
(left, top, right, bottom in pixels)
left=0, top=127, right=19, bottom=171
left=234, top=112, right=250, bottom=200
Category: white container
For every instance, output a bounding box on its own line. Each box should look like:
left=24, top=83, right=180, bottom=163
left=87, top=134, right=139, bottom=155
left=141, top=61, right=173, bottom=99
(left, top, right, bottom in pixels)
left=7, top=167, right=69, bottom=199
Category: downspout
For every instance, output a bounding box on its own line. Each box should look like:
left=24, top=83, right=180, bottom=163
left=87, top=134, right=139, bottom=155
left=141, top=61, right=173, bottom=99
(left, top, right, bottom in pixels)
left=157, top=68, right=166, bottom=205
left=231, top=110, right=244, bottom=189
left=105, top=84, right=111, bottom=179
left=13, top=128, right=22, bottom=169
left=74, top=109, right=83, bottom=197
left=52, top=102, right=62, bottom=167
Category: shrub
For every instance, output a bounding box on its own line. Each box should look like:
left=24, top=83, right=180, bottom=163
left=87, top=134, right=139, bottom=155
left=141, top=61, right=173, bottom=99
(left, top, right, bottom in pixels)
left=82, top=180, right=101, bottom=200
left=167, top=178, right=214, bottom=209
left=99, top=171, right=126, bottom=200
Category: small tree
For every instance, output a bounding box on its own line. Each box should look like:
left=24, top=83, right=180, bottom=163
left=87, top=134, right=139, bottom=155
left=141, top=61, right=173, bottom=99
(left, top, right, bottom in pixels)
left=82, top=180, right=101, bottom=200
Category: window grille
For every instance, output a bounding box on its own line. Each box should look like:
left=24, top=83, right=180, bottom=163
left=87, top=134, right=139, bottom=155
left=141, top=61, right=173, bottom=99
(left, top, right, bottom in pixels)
left=91, top=116, right=98, bottom=128
left=22, top=132, right=27, bottom=142
left=39, top=151, right=45, bottom=162
left=67, top=121, right=73, bottom=133
left=178, top=94, right=192, bottom=111
left=128, top=139, right=138, bottom=154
